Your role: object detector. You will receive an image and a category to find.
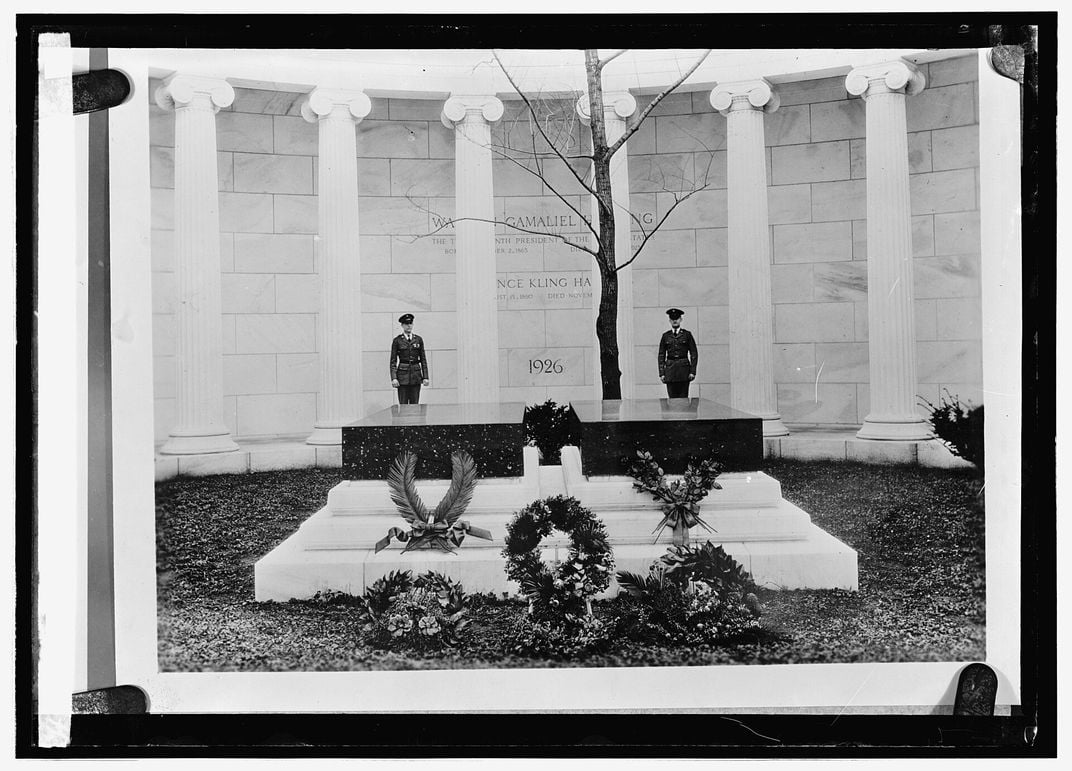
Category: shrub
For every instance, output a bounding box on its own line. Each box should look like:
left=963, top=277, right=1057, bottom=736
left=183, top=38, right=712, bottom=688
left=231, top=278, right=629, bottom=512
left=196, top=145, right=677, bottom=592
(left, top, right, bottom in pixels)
left=920, top=390, right=984, bottom=470
left=614, top=541, right=762, bottom=645
left=522, top=400, right=579, bottom=465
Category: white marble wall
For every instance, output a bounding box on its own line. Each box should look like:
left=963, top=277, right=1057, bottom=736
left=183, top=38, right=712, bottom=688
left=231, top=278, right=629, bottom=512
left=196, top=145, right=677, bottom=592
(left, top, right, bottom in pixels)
left=150, top=55, right=983, bottom=440
left=627, top=56, right=982, bottom=424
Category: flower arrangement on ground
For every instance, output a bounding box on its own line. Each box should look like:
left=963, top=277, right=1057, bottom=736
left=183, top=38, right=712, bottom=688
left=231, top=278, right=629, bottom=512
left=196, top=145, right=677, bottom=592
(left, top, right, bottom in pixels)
left=358, top=569, right=469, bottom=652
left=625, top=449, right=722, bottom=546
left=614, top=541, right=763, bottom=646
left=376, top=450, right=492, bottom=553
left=501, top=496, right=616, bottom=656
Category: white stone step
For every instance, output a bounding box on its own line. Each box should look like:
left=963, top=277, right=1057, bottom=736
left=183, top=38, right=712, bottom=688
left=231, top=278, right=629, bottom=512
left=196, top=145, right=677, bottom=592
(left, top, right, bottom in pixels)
left=323, top=460, right=782, bottom=520
left=297, top=496, right=813, bottom=551
left=560, top=445, right=783, bottom=509
left=254, top=522, right=858, bottom=602
left=324, top=476, right=541, bottom=515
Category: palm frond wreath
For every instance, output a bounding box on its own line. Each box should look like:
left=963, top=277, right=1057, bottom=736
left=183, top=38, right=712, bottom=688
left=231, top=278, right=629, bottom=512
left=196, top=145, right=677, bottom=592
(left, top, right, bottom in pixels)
left=375, top=450, right=491, bottom=554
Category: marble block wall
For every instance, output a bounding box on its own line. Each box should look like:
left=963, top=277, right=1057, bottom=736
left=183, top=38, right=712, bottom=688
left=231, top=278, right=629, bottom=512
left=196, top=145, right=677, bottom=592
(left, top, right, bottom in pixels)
left=149, top=54, right=981, bottom=441
left=627, top=54, right=982, bottom=425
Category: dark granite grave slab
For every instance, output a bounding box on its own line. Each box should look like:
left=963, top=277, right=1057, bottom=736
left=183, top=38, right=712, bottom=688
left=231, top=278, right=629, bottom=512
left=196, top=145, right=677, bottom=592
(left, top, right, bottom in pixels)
left=342, top=402, right=527, bottom=480
left=568, top=398, right=763, bottom=475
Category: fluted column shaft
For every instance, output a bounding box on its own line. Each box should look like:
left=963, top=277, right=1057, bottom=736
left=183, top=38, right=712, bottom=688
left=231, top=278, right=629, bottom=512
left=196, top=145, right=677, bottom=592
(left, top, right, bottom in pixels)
left=847, top=61, right=931, bottom=440
left=157, top=75, right=238, bottom=455
left=577, top=92, right=636, bottom=400
left=443, top=95, right=503, bottom=403
left=711, top=80, right=788, bottom=437
left=302, top=89, right=372, bottom=445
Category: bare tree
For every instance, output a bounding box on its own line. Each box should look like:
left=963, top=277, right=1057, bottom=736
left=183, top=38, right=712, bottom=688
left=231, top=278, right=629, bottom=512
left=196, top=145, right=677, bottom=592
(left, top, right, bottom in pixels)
left=420, top=48, right=713, bottom=399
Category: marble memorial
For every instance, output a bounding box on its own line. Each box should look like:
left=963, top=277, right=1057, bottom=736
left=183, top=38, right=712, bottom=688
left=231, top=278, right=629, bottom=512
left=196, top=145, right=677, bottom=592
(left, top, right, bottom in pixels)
left=255, top=398, right=858, bottom=600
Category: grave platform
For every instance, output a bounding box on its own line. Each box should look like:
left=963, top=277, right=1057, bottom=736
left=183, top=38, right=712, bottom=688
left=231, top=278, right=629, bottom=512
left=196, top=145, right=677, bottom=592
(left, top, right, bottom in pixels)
left=155, top=426, right=973, bottom=482
left=568, top=398, right=764, bottom=475
left=341, top=402, right=527, bottom=480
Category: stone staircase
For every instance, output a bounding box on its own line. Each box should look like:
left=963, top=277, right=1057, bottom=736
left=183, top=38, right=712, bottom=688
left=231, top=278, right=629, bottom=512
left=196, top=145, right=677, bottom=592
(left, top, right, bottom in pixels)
left=254, top=445, right=859, bottom=601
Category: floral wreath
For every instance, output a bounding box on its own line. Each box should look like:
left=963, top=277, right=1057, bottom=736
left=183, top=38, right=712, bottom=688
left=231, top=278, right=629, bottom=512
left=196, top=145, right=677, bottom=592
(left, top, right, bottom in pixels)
left=502, top=496, right=614, bottom=614
left=625, top=449, right=721, bottom=546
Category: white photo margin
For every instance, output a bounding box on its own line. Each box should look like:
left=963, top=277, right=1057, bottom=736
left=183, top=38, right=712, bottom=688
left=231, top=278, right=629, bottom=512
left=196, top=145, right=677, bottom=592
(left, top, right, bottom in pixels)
left=100, top=47, right=1023, bottom=713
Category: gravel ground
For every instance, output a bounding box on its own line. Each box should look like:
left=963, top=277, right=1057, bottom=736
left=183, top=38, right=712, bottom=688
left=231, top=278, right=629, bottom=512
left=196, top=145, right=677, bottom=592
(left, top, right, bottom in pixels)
left=156, top=460, right=984, bottom=671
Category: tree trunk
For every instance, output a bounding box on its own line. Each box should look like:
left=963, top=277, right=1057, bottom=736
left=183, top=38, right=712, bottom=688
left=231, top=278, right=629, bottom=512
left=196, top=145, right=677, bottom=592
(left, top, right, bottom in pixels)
left=585, top=49, right=623, bottom=400
left=489, top=50, right=710, bottom=404
left=596, top=260, right=622, bottom=399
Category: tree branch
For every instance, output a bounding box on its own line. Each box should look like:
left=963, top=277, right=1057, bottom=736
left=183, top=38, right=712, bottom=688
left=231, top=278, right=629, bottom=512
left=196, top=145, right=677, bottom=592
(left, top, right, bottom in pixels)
left=607, top=49, right=712, bottom=158
left=492, top=49, right=599, bottom=200
left=614, top=183, right=710, bottom=272
left=597, top=49, right=627, bottom=71
left=482, top=136, right=599, bottom=243
left=403, top=194, right=599, bottom=258
left=617, top=197, right=649, bottom=240
left=489, top=145, right=593, bottom=161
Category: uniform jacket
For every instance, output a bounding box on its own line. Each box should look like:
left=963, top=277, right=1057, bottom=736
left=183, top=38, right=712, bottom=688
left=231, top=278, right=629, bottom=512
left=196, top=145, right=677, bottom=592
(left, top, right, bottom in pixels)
left=658, top=328, right=698, bottom=382
left=390, top=334, right=429, bottom=385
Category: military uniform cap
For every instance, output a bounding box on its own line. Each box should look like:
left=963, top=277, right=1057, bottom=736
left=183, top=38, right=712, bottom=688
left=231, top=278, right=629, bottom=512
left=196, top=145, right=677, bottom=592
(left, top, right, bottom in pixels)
left=666, top=308, right=684, bottom=319
left=398, top=313, right=415, bottom=324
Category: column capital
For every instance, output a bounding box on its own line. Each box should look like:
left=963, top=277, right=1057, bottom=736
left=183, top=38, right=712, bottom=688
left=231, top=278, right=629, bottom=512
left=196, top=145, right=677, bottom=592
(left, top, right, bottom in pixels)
left=300, top=87, right=372, bottom=123
left=709, top=78, right=780, bottom=115
left=154, top=74, right=235, bottom=112
left=441, top=95, right=504, bottom=128
left=575, top=91, right=637, bottom=125
left=845, top=60, right=926, bottom=99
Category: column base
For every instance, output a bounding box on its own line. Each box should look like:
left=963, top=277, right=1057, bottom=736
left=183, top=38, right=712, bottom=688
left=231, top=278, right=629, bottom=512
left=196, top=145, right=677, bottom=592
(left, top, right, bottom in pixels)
left=159, top=430, right=239, bottom=455
left=732, top=406, right=790, bottom=437
left=856, top=416, right=933, bottom=441
left=306, top=425, right=343, bottom=446
left=761, top=415, right=790, bottom=438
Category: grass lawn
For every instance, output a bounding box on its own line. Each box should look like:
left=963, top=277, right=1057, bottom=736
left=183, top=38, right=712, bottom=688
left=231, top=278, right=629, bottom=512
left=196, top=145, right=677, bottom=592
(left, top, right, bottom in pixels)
left=156, top=459, right=984, bottom=671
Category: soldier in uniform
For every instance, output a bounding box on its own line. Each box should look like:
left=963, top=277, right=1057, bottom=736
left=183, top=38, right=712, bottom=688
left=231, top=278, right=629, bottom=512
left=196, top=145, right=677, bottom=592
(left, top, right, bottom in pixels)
left=658, top=308, right=697, bottom=398
left=390, top=313, right=430, bottom=404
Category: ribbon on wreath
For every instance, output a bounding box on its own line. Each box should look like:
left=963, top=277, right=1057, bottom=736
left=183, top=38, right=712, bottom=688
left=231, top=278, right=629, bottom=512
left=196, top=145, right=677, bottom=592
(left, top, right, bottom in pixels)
left=652, top=502, right=714, bottom=539
left=375, top=519, right=493, bottom=554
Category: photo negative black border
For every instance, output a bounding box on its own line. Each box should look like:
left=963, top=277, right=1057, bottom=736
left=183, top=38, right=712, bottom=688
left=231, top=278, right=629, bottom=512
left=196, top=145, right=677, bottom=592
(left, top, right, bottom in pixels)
left=14, top=12, right=1055, bottom=757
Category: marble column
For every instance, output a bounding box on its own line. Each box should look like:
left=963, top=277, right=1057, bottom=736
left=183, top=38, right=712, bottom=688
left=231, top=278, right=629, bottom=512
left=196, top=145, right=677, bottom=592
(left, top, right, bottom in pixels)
left=302, top=88, right=372, bottom=445
left=442, top=95, right=503, bottom=403
left=576, top=91, right=636, bottom=401
left=156, top=74, right=238, bottom=455
left=846, top=61, right=931, bottom=440
left=711, top=80, right=788, bottom=437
